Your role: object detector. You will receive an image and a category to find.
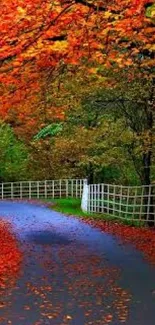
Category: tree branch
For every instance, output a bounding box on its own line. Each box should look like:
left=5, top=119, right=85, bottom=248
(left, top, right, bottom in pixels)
left=74, top=0, right=106, bottom=11
left=0, top=3, right=73, bottom=67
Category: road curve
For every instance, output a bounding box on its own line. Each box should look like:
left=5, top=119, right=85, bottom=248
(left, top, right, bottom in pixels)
left=0, top=201, right=155, bottom=325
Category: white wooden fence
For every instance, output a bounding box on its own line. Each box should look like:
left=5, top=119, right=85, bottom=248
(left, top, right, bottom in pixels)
left=81, top=181, right=155, bottom=224
left=0, top=179, right=85, bottom=200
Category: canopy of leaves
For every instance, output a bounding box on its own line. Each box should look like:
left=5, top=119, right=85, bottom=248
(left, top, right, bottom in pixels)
left=0, top=0, right=155, bottom=82
left=0, top=1, right=154, bottom=185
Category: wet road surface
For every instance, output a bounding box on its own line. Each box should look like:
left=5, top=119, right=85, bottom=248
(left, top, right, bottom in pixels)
left=0, top=201, right=155, bottom=325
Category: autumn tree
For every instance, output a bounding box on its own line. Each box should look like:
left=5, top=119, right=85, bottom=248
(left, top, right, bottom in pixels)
left=77, top=72, right=154, bottom=223
left=33, top=99, right=141, bottom=185
left=0, top=0, right=154, bottom=136
left=0, top=1, right=155, bottom=189
left=85, top=71, right=155, bottom=186
left=1, top=0, right=155, bottom=82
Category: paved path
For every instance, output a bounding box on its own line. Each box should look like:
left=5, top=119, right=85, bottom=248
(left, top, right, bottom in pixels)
left=0, top=201, right=155, bottom=325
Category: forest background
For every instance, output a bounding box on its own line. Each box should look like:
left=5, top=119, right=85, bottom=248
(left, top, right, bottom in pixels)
left=0, top=0, right=155, bottom=186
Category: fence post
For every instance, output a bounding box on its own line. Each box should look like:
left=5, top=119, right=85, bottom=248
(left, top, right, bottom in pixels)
left=81, top=179, right=89, bottom=212
left=113, top=185, right=116, bottom=215
left=11, top=183, right=13, bottom=199
left=2, top=183, right=3, bottom=200
left=66, top=180, right=68, bottom=197
left=44, top=180, right=47, bottom=199
left=75, top=179, right=77, bottom=198
left=80, top=179, right=82, bottom=197
left=29, top=181, right=31, bottom=199
left=59, top=179, right=62, bottom=198
left=146, top=185, right=151, bottom=222
left=71, top=180, right=74, bottom=197
left=139, top=186, right=144, bottom=220
left=37, top=181, right=39, bottom=199
left=20, top=182, right=22, bottom=199
left=88, top=184, right=91, bottom=212
left=133, top=187, right=137, bottom=221
left=52, top=180, right=54, bottom=198
left=119, top=185, right=123, bottom=218
left=107, top=184, right=110, bottom=214
left=101, top=184, right=104, bottom=213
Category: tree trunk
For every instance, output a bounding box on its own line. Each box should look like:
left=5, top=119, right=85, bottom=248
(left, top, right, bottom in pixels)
left=142, top=90, right=154, bottom=226
left=142, top=151, right=151, bottom=186
left=142, top=152, right=154, bottom=226
left=87, top=162, right=94, bottom=184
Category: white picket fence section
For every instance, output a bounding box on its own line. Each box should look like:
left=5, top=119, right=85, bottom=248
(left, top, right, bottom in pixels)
left=0, top=179, right=85, bottom=200
left=81, top=181, right=155, bottom=224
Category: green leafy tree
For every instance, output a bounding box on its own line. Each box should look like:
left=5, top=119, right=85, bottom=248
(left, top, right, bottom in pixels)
left=0, top=122, right=28, bottom=181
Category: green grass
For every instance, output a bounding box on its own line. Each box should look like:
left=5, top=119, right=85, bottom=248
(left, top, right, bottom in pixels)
left=44, top=197, right=92, bottom=217
left=43, top=197, right=145, bottom=227
left=44, top=197, right=109, bottom=219
left=46, top=197, right=84, bottom=216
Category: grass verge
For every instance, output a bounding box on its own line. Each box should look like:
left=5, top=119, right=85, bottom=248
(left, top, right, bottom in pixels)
left=44, top=198, right=145, bottom=227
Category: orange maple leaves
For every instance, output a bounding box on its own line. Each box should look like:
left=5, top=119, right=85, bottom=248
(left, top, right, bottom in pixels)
left=0, top=0, right=154, bottom=129
left=80, top=217, right=155, bottom=265
left=0, top=0, right=154, bottom=71
left=0, top=220, right=22, bottom=288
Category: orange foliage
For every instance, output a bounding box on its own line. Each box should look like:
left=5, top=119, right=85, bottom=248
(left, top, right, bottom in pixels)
left=80, top=217, right=155, bottom=265
left=0, top=0, right=154, bottom=130
left=0, top=220, right=22, bottom=288
left=0, top=0, right=154, bottom=73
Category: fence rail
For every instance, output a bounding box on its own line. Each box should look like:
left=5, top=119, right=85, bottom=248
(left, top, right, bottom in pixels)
left=81, top=181, right=155, bottom=224
left=0, top=179, right=85, bottom=200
